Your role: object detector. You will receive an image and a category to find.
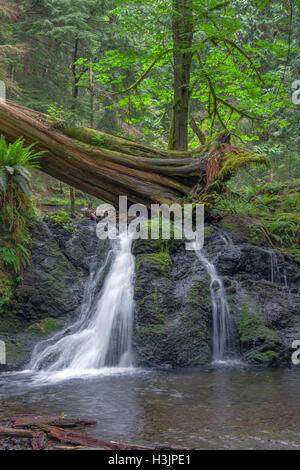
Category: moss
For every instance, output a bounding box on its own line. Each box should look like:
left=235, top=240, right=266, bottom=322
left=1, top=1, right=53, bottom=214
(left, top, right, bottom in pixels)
left=246, top=223, right=269, bottom=245
left=149, top=252, right=172, bottom=267
left=26, top=317, right=60, bottom=336
left=5, top=339, right=26, bottom=363
left=204, top=227, right=213, bottom=243
left=139, top=323, right=166, bottom=336
left=135, top=252, right=172, bottom=275
left=218, top=151, right=270, bottom=183
left=0, top=269, right=14, bottom=314
left=183, top=279, right=211, bottom=341
left=239, top=306, right=281, bottom=345
left=44, top=211, right=74, bottom=232
left=62, top=125, right=106, bottom=147
left=135, top=254, right=143, bottom=272
left=238, top=305, right=282, bottom=364
left=0, top=311, right=23, bottom=335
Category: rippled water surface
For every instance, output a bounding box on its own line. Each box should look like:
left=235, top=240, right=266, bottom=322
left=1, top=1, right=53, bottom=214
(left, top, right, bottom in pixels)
left=1, top=367, right=300, bottom=449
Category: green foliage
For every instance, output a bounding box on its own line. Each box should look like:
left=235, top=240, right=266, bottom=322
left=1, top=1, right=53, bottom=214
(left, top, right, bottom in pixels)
left=47, top=103, right=82, bottom=126
left=216, top=179, right=300, bottom=255
left=149, top=252, right=172, bottom=275
left=239, top=305, right=280, bottom=345
left=238, top=305, right=282, bottom=363
left=0, top=274, right=13, bottom=314
left=0, top=244, right=30, bottom=273
left=217, top=150, right=270, bottom=182
left=143, top=216, right=176, bottom=253
left=81, top=0, right=294, bottom=145
left=27, top=317, right=59, bottom=336
left=44, top=211, right=74, bottom=232
left=0, top=137, right=41, bottom=275
left=243, top=349, right=277, bottom=363
left=0, top=136, right=43, bottom=195
left=266, top=214, right=299, bottom=246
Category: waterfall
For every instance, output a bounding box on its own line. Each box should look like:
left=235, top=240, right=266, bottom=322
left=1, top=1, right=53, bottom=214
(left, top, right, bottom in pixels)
left=29, top=232, right=135, bottom=372
left=195, top=250, right=234, bottom=362
left=193, top=230, right=237, bottom=362
left=268, top=250, right=288, bottom=288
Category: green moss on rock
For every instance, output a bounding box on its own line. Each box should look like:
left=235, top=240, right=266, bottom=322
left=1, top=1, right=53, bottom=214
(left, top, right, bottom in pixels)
left=26, top=317, right=60, bottom=336
left=238, top=305, right=283, bottom=364
left=135, top=252, right=172, bottom=276
left=0, top=269, right=14, bottom=314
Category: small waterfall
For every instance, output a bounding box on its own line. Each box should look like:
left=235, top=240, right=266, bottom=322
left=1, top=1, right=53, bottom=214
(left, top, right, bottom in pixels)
left=29, top=232, right=135, bottom=372
left=268, top=250, right=288, bottom=288
left=195, top=250, right=234, bottom=362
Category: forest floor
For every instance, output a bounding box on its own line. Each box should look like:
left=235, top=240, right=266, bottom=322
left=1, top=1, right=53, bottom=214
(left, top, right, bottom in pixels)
left=215, top=179, right=300, bottom=264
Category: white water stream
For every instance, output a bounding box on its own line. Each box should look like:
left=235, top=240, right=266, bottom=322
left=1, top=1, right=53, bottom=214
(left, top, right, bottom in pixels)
left=28, top=233, right=135, bottom=376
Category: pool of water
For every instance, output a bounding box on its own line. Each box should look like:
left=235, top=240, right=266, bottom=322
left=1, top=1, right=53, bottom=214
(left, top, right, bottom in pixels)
left=1, top=366, right=300, bottom=450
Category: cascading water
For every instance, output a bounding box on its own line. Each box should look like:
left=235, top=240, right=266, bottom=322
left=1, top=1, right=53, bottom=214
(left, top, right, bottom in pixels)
left=29, top=232, right=135, bottom=373
left=195, top=250, right=234, bottom=362
left=268, top=249, right=288, bottom=288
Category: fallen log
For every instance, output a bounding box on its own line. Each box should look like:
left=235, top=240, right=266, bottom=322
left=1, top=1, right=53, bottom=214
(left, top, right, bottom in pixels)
left=11, top=414, right=97, bottom=429
left=0, top=426, right=33, bottom=438
left=37, top=425, right=118, bottom=449
left=53, top=445, right=105, bottom=450
left=31, top=431, right=46, bottom=451
left=0, top=101, right=269, bottom=208
left=38, top=425, right=154, bottom=450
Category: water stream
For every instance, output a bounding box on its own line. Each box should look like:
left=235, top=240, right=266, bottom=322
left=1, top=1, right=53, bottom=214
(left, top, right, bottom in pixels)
left=28, top=232, right=135, bottom=375
left=195, top=249, right=235, bottom=362
left=0, top=230, right=299, bottom=449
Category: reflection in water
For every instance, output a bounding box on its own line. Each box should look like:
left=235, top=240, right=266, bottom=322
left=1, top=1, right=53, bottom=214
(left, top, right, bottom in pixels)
left=1, top=367, right=300, bottom=449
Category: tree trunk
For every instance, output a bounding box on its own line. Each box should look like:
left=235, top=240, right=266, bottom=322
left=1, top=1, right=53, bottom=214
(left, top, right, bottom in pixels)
left=0, top=102, right=268, bottom=209
left=168, top=0, right=193, bottom=151
left=70, top=186, right=76, bottom=217
left=90, top=68, right=95, bottom=128
left=72, top=38, right=79, bottom=104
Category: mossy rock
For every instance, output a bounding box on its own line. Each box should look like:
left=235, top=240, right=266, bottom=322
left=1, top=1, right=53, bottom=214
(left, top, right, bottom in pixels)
left=5, top=339, right=27, bottom=364
left=0, top=268, right=14, bottom=314
left=135, top=252, right=172, bottom=276
left=204, top=227, right=214, bottom=244
left=26, top=317, right=60, bottom=336
left=238, top=305, right=283, bottom=364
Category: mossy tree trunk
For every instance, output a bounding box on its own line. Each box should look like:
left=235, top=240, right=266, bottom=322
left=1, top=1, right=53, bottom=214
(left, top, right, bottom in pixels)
left=0, top=102, right=269, bottom=209
left=168, top=0, right=193, bottom=151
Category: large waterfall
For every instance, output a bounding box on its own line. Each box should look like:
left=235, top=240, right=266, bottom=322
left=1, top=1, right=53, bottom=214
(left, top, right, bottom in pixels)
left=29, top=233, right=135, bottom=373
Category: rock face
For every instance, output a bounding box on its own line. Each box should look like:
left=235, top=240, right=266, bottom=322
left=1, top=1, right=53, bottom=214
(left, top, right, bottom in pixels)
left=1, top=217, right=299, bottom=369
left=0, top=219, right=104, bottom=367
left=201, top=227, right=300, bottom=365
left=132, top=227, right=300, bottom=367
left=133, top=240, right=212, bottom=367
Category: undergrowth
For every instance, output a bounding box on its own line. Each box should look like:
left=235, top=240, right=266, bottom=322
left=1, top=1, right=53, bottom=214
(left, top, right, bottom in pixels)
left=215, top=179, right=300, bottom=258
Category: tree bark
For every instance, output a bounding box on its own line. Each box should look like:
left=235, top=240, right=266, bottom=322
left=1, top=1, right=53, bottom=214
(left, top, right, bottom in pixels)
left=72, top=38, right=79, bottom=104
left=11, top=414, right=97, bottom=428
left=169, top=0, right=193, bottom=151
left=0, top=102, right=267, bottom=209
left=70, top=186, right=76, bottom=216
left=0, top=102, right=204, bottom=207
